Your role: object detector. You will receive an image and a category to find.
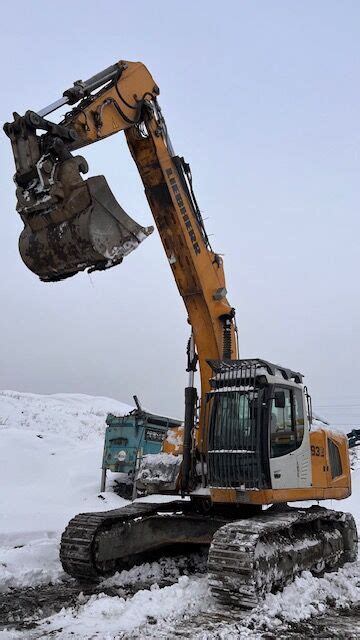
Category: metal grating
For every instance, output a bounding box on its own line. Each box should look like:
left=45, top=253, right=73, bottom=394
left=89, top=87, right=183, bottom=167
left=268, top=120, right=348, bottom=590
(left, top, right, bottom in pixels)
left=207, top=358, right=303, bottom=383
left=206, top=360, right=267, bottom=490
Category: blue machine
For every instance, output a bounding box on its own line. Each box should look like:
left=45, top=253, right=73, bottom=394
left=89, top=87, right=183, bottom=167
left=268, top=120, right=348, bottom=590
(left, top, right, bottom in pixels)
left=100, top=399, right=182, bottom=497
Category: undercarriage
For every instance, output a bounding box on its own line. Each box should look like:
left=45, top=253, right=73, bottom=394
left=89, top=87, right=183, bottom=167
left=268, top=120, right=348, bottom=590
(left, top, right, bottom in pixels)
left=60, top=501, right=358, bottom=609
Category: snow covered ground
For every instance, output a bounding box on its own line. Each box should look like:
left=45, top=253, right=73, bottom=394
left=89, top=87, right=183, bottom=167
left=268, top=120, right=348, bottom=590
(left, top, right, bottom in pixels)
left=0, top=391, right=132, bottom=592
left=0, top=391, right=360, bottom=639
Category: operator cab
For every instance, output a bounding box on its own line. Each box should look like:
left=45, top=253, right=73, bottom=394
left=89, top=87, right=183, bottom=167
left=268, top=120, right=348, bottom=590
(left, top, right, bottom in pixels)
left=206, top=359, right=312, bottom=491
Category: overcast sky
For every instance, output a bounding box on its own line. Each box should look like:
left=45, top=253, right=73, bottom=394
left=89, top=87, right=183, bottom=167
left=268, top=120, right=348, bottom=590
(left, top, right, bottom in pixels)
left=0, top=1, right=359, bottom=427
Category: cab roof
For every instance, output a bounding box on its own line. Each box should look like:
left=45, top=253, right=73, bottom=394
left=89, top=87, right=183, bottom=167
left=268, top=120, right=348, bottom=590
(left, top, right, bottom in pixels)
left=207, top=358, right=303, bottom=384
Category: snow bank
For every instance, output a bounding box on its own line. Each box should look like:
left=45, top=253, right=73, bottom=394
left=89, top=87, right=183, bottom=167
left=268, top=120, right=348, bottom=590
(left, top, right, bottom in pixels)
left=0, top=390, right=132, bottom=441
left=0, top=391, right=184, bottom=594
left=0, top=391, right=132, bottom=591
left=0, top=427, right=128, bottom=537
left=0, top=536, right=61, bottom=592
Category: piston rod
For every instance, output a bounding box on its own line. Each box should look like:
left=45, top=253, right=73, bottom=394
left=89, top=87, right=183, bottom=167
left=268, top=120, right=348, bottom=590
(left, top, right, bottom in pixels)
left=37, top=64, right=120, bottom=117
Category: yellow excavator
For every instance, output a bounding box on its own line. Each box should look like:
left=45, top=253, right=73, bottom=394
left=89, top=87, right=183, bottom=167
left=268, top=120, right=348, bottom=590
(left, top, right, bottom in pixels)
left=4, top=60, right=357, bottom=608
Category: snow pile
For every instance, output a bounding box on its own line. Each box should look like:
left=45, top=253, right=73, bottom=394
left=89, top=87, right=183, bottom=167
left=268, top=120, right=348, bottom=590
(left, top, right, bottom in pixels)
left=0, top=390, right=132, bottom=441
left=32, top=575, right=209, bottom=639
left=0, top=535, right=61, bottom=592
left=0, top=391, right=132, bottom=591
left=142, top=452, right=181, bottom=466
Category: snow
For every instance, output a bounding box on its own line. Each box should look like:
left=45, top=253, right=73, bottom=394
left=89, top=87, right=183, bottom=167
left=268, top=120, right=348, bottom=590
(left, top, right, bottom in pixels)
left=30, top=575, right=209, bottom=639
left=101, top=551, right=207, bottom=589
left=0, top=390, right=360, bottom=639
left=208, top=562, right=360, bottom=639
left=0, top=535, right=61, bottom=592
left=259, top=563, right=360, bottom=623
left=165, top=425, right=183, bottom=451
left=0, top=390, right=132, bottom=441
left=0, top=391, right=132, bottom=592
left=142, top=452, right=180, bottom=466
left=137, top=452, right=182, bottom=488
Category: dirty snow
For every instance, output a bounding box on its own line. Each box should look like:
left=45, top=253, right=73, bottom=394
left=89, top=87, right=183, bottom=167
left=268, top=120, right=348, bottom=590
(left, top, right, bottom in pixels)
left=28, top=575, right=210, bottom=639
left=101, top=551, right=207, bottom=590
left=137, top=452, right=182, bottom=489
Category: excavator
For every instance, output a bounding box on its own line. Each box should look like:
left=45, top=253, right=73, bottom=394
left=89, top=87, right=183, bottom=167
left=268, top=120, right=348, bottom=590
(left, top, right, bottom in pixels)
left=4, top=60, right=358, bottom=609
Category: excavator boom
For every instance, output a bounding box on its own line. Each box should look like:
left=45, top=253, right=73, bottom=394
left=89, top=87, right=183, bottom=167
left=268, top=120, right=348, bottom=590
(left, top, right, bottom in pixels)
left=4, top=59, right=237, bottom=442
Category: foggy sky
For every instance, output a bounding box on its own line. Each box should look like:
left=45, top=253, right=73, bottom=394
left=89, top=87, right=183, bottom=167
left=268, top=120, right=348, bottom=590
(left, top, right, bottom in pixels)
left=0, top=1, right=359, bottom=427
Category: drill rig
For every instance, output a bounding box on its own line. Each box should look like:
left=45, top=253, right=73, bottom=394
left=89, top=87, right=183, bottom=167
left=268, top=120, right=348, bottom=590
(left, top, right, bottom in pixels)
left=4, top=60, right=357, bottom=608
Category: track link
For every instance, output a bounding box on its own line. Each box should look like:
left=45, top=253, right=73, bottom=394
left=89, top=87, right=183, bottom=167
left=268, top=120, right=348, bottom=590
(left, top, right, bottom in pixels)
left=60, top=500, right=219, bottom=582
left=208, top=506, right=358, bottom=608
left=60, top=502, right=176, bottom=581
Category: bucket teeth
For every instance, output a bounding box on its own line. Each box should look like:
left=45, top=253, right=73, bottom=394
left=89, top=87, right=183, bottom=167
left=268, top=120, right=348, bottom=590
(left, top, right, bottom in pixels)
left=17, top=160, right=153, bottom=282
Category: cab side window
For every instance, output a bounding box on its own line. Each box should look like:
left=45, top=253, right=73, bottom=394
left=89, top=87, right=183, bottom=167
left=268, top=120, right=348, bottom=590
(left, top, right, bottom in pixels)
left=293, top=388, right=305, bottom=444
left=270, top=387, right=305, bottom=458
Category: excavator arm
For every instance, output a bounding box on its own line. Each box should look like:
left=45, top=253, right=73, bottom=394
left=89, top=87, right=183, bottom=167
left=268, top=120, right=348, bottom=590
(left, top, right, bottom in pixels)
left=4, top=59, right=237, bottom=451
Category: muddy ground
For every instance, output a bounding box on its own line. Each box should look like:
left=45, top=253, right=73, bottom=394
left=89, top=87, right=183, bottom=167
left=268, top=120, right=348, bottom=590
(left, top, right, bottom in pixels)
left=1, top=578, right=360, bottom=639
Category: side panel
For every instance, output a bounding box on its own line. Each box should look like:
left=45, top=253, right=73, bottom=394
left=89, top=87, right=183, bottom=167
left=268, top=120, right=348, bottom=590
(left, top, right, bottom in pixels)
left=210, top=485, right=351, bottom=504
left=310, top=429, right=351, bottom=491
left=269, top=427, right=311, bottom=489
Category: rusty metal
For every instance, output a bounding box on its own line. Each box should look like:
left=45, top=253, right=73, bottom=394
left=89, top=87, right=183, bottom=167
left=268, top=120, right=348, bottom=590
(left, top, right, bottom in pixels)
left=4, top=111, right=153, bottom=282
left=18, top=161, right=153, bottom=281
left=19, top=170, right=153, bottom=282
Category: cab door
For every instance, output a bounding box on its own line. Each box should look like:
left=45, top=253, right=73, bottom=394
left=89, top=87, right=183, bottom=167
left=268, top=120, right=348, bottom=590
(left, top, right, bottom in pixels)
left=269, top=386, right=311, bottom=490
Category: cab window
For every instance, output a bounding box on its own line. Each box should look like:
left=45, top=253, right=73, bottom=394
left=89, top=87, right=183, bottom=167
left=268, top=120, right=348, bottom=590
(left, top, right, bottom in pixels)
left=270, top=387, right=305, bottom=458
left=293, top=388, right=304, bottom=443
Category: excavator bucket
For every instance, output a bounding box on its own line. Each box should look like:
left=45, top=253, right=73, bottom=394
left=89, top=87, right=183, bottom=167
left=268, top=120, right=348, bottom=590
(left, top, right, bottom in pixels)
left=17, top=158, right=153, bottom=282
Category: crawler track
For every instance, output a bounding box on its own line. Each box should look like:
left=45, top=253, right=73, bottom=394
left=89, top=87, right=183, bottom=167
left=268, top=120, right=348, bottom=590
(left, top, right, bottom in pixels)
left=60, top=500, right=225, bottom=582
left=208, top=506, right=358, bottom=608
left=61, top=502, right=160, bottom=580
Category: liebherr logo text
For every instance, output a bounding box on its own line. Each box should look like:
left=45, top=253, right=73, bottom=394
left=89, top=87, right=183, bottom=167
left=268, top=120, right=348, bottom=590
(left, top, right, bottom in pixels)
left=166, top=167, right=201, bottom=255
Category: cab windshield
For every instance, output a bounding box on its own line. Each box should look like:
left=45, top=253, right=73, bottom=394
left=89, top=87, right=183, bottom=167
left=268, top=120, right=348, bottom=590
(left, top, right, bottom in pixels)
left=208, top=390, right=260, bottom=452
